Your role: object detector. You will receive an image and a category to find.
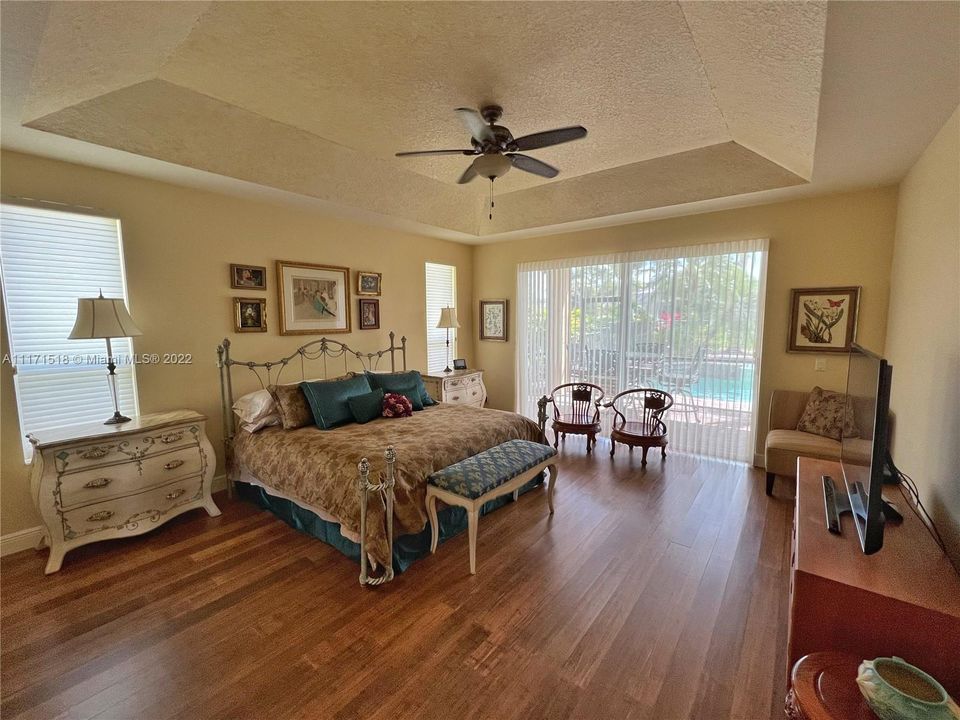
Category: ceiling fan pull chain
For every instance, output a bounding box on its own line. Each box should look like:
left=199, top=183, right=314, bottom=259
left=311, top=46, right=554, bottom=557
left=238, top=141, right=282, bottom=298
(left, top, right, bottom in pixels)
left=489, top=180, right=495, bottom=220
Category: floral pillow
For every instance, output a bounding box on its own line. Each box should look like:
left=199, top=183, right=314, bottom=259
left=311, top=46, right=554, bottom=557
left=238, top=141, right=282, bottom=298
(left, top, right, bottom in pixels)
left=382, top=392, right=413, bottom=418
left=796, top=386, right=859, bottom=440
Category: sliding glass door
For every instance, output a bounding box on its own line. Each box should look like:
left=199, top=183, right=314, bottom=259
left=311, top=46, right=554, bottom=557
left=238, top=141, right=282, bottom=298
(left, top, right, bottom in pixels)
left=516, top=239, right=768, bottom=462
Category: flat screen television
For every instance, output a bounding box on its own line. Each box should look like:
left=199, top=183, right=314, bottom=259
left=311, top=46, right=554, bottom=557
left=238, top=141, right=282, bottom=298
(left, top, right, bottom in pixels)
left=840, top=343, right=894, bottom=554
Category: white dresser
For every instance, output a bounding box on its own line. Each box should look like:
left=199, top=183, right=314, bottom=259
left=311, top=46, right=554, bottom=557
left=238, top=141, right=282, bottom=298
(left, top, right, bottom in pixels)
left=422, top=369, right=487, bottom=408
left=28, top=410, right=219, bottom=574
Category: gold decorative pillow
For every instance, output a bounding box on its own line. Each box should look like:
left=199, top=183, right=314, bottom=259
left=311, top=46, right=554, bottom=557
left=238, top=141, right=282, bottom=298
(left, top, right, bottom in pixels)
left=796, top=386, right=859, bottom=440
left=268, top=374, right=354, bottom=430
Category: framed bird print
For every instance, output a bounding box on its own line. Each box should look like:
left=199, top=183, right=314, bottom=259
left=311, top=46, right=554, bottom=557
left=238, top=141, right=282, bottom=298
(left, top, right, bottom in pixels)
left=788, top=286, right=860, bottom=353
left=276, top=260, right=351, bottom=335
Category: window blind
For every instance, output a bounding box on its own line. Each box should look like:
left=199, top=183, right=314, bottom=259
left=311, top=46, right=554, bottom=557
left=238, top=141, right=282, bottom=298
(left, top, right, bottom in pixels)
left=425, top=262, right=457, bottom=374
left=0, top=204, right=139, bottom=460
left=516, top=239, right=768, bottom=462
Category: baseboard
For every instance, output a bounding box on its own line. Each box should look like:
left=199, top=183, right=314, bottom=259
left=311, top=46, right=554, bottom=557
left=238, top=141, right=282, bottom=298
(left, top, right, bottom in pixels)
left=2, top=475, right=231, bottom=559
left=0, top=526, right=43, bottom=557
left=753, top=452, right=766, bottom=469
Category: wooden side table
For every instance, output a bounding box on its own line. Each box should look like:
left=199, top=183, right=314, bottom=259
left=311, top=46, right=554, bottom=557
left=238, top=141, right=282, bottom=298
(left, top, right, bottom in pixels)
left=787, top=652, right=877, bottom=720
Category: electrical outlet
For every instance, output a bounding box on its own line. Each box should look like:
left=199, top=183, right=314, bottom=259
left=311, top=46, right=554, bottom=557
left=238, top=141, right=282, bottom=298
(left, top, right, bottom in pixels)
left=814, top=358, right=827, bottom=372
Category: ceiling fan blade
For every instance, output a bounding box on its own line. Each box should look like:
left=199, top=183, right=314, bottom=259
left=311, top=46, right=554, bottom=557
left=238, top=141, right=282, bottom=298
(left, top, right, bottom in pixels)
left=454, top=107, right=495, bottom=144
left=508, top=153, right=559, bottom=179
left=395, top=149, right=475, bottom=157
left=511, top=126, right=587, bottom=152
left=457, top=162, right=479, bottom=184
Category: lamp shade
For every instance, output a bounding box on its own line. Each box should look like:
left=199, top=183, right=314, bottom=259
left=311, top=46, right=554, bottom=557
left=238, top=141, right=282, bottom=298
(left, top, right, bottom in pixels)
left=68, top=295, right=143, bottom=339
left=436, top=307, right=460, bottom=329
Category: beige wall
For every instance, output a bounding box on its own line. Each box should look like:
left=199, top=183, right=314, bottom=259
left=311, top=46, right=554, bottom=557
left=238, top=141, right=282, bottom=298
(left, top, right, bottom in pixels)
left=0, top=150, right=474, bottom=536
left=472, top=187, right=899, bottom=464
left=884, top=107, right=960, bottom=561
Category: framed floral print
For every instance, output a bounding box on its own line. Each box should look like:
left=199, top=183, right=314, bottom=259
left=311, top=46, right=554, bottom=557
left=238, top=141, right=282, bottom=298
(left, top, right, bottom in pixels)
left=234, top=297, right=266, bottom=333
left=480, top=299, right=508, bottom=342
left=230, top=264, right=267, bottom=290
left=788, top=286, right=860, bottom=353
left=276, top=261, right=351, bottom=335
left=359, top=298, right=380, bottom=330
left=357, top=271, right=382, bottom=296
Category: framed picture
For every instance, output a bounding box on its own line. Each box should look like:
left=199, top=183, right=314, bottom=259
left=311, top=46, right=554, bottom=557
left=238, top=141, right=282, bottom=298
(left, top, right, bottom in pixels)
left=357, top=271, right=382, bottom=296
left=453, top=358, right=467, bottom=370
left=788, top=286, right=860, bottom=353
left=230, top=264, right=267, bottom=290
left=480, top=299, right=508, bottom=342
left=276, top=261, right=351, bottom=335
left=359, top=298, right=380, bottom=330
left=234, top=297, right=266, bottom=333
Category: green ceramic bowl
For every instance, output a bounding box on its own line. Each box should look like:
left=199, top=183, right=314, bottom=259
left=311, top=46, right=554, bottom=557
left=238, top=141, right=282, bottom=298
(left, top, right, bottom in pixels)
left=856, top=657, right=959, bottom=720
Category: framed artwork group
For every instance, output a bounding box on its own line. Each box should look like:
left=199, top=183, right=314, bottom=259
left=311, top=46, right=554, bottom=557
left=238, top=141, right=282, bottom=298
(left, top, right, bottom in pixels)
left=229, top=262, right=383, bottom=334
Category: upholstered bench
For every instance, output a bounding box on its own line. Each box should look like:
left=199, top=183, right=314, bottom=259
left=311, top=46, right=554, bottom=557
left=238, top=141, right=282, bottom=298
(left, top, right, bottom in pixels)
left=426, top=439, right=559, bottom=574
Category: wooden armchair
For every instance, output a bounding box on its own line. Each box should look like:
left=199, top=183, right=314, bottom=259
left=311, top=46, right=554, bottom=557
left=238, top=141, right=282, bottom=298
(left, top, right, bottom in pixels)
left=604, top=388, right=673, bottom=464
left=541, top=383, right=605, bottom=454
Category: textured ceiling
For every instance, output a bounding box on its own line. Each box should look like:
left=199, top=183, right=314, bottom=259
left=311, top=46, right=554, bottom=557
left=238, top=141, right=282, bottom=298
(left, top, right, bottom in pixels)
left=3, top=2, right=958, bottom=240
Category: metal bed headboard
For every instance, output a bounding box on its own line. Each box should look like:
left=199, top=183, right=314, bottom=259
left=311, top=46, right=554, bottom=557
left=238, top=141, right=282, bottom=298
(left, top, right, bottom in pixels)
left=216, top=332, right=407, bottom=445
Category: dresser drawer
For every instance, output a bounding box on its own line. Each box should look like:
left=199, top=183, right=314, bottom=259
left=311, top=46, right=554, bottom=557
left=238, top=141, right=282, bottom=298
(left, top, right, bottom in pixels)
left=61, top=475, right=204, bottom=540
left=445, top=386, right=485, bottom=405
left=59, top=425, right=200, bottom=473
left=443, top=374, right=481, bottom=391
left=59, top=447, right=203, bottom=509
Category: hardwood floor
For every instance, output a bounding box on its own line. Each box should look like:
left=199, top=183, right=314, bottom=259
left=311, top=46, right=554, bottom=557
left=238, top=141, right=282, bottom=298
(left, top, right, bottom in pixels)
left=1, top=442, right=794, bottom=720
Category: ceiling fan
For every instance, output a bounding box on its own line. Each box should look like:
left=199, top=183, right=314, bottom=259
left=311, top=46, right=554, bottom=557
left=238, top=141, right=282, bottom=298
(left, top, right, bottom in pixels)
left=395, top=105, right=587, bottom=185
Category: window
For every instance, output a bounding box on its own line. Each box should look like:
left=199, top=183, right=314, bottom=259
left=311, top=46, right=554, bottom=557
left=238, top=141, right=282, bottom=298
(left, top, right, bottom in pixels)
left=516, top=239, right=768, bottom=462
left=1, top=204, right=139, bottom=460
left=425, top=262, right=457, bottom=374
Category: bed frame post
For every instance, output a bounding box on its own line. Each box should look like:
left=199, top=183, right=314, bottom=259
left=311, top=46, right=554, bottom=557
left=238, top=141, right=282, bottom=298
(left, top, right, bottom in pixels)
left=357, top=446, right=396, bottom=587
left=217, top=338, right=236, bottom=499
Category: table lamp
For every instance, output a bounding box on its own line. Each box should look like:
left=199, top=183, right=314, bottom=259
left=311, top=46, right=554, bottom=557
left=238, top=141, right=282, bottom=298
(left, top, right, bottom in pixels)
left=69, top=292, right=143, bottom=424
left=436, top=306, right=460, bottom=374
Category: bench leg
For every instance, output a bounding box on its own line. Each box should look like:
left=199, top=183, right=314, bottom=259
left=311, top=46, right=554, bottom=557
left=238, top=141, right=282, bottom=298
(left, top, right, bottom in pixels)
left=427, top=491, right=440, bottom=553
left=467, top=508, right=479, bottom=575
left=766, top=472, right=775, bottom=497
left=547, top=464, right=558, bottom=514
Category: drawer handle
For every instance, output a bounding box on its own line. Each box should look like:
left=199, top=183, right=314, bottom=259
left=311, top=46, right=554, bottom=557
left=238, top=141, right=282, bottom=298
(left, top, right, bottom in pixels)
left=164, top=459, right=185, bottom=471
left=87, top=510, right=114, bottom=522
left=451, top=395, right=461, bottom=401
left=166, top=489, right=186, bottom=500
left=80, top=446, right=110, bottom=460
left=161, top=432, right=184, bottom=444
left=83, top=477, right=112, bottom=489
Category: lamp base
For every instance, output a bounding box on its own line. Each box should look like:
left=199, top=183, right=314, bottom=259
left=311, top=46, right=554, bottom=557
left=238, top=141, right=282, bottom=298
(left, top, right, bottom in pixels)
left=443, top=366, right=452, bottom=374
left=104, top=411, right=132, bottom=425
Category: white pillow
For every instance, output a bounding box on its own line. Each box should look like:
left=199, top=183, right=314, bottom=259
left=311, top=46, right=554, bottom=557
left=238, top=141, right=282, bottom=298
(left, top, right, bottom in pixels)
left=233, top=389, right=276, bottom=424
left=241, top=413, right=281, bottom=433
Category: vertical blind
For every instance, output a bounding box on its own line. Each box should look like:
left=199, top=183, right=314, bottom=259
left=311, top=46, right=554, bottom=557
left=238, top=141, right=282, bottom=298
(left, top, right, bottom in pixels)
left=516, top=239, right=768, bottom=462
left=0, top=204, right=139, bottom=460
left=425, top=262, right=457, bottom=374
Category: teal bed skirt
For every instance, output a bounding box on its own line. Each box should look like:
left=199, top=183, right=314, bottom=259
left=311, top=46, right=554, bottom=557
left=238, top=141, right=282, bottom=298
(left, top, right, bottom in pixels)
left=237, top=473, right=543, bottom=574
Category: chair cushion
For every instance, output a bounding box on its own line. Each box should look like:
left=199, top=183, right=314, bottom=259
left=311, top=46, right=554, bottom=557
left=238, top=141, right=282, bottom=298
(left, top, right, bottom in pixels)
left=796, top=386, right=859, bottom=440
left=765, top=429, right=841, bottom=478
left=428, top=440, right=557, bottom=499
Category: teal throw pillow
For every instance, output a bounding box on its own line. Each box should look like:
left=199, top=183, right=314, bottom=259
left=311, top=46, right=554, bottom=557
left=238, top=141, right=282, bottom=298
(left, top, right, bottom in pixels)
left=347, top=389, right=385, bottom=424
left=365, top=370, right=435, bottom=408
left=300, top=375, right=372, bottom=429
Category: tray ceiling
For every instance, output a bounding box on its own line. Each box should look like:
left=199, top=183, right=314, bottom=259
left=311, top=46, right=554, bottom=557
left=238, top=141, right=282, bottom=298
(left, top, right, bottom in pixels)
left=3, top=1, right=958, bottom=240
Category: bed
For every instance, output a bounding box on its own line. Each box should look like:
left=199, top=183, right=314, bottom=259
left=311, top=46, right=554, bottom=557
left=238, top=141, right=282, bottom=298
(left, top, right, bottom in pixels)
left=217, top=333, right=546, bottom=575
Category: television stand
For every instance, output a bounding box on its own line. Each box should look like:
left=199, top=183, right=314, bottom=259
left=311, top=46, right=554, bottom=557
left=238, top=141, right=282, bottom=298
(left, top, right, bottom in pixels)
left=789, top=458, right=960, bottom=697
left=821, top=474, right=850, bottom=534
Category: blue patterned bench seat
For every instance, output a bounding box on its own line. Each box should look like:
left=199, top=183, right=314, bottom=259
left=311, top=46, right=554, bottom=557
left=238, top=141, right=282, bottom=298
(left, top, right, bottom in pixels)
left=426, top=439, right=559, bottom=574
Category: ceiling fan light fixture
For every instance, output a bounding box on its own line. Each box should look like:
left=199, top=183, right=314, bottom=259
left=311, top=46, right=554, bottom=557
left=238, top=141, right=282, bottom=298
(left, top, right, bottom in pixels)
left=472, top=153, right=512, bottom=180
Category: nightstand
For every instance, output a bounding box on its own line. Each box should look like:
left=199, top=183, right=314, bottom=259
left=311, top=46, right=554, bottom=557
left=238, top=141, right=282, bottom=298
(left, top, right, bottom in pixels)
left=28, top=410, right=220, bottom=574
left=422, top=369, right=487, bottom=408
